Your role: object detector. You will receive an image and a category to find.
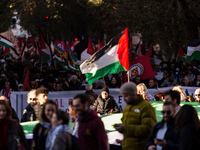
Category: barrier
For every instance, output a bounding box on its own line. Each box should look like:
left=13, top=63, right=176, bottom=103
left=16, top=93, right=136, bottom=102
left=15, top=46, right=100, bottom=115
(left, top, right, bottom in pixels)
left=21, top=101, right=200, bottom=142
left=11, top=86, right=198, bottom=121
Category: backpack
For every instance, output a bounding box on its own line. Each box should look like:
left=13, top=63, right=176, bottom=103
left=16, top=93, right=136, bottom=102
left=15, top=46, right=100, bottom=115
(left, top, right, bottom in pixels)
left=63, top=132, right=80, bottom=150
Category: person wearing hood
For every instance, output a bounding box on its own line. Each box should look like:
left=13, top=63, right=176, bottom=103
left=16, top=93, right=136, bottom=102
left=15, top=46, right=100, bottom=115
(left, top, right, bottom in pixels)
left=93, top=87, right=120, bottom=116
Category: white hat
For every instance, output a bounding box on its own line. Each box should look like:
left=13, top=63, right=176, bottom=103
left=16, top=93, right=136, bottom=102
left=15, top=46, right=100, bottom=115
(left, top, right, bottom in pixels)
left=18, top=84, right=24, bottom=87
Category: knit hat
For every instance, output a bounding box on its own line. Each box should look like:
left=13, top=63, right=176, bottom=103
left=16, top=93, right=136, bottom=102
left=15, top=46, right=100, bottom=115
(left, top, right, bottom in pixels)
left=120, top=82, right=137, bottom=95
left=101, top=87, right=109, bottom=95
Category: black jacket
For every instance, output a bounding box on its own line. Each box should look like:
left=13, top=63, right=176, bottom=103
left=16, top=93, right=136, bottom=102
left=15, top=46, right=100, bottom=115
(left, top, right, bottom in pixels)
left=93, top=95, right=120, bottom=115
left=21, top=104, right=37, bottom=122
left=5, top=119, right=28, bottom=150
left=32, top=123, right=50, bottom=150
left=178, top=125, right=200, bottom=150
left=146, top=119, right=178, bottom=150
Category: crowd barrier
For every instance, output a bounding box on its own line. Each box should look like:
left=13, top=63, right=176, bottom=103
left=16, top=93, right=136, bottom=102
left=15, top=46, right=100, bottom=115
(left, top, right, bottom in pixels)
left=11, top=86, right=198, bottom=121
left=21, top=101, right=200, bottom=143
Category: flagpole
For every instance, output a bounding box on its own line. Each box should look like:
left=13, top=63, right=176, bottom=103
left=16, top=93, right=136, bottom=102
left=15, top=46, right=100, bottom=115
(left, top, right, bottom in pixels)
left=127, top=71, right=130, bottom=82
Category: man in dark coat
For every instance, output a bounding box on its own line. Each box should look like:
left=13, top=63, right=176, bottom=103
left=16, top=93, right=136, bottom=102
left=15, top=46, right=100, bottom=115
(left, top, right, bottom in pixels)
left=93, top=87, right=120, bottom=116
left=146, top=101, right=178, bottom=150
left=21, top=89, right=37, bottom=122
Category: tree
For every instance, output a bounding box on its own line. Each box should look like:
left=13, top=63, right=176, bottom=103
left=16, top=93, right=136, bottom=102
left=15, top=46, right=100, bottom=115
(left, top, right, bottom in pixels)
left=0, top=0, right=15, bottom=32
left=2, top=0, right=200, bottom=58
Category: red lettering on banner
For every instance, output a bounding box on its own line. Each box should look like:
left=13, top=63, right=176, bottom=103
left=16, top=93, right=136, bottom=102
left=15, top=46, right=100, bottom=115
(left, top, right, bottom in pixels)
left=55, top=99, right=58, bottom=106
left=60, top=99, right=64, bottom=107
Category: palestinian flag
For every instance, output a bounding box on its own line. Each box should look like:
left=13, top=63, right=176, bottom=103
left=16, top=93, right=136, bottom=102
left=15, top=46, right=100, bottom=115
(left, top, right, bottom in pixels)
left=74, top=37, right=95, bottom=63
left=39, top=30, right=52, bottom=66
left=178, top=46, right=186, bottom=61
left=80, top=28, right=129, bottom=85
left=53, top=54, right=66, bottom=66
left=186, top=39, right=200, bottom=62
left=68, top=60, right=80, bottom=71
left=0, top=35, right=13, bottom=49
left=0, top=35, right=19, bottom=60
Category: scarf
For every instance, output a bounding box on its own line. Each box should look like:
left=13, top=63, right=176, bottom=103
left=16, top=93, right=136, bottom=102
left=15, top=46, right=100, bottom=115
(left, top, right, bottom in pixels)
left=0, top=118, right=11, bottom=149
left=4, top=88, right=11, bottom=97
left=40, top=119, right=51, bottom=129
left=45, top=124, right=70, bottom=150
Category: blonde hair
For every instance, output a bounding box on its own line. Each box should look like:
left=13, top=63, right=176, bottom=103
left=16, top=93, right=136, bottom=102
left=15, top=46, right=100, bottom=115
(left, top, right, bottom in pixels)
left=195, top=88, right=200, bottom=99
left=137, top=83, right=148, bottom=96
left=27, top=89, right=36, bottom=103
left=172, top=86, right=187, bottom=101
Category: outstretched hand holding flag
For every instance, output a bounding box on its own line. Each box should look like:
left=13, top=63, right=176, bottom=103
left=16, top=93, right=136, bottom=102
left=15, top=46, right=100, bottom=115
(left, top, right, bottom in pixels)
left=80, top=28, right=129, bottom=85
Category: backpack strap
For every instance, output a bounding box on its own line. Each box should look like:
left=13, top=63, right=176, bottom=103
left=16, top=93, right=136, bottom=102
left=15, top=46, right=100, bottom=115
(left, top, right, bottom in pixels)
left=62, top=132, right=72, bottom=150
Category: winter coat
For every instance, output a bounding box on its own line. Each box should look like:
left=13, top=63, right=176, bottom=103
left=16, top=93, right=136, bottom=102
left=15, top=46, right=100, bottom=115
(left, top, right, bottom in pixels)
left=52, top=132, right=77, bottom=150
left=1, top=119, right=28, bottom=150
left=45, top=124, right=70, bottom=150
left=32, top=122, right=50, bottom=150
left=121, top=95, right=157, bottom=150
left=93, top=95, right=120, bottom=115
left=33, top=103, right=43, bottom=120
left=178, top=125, right=200, bottom=150
left=21, top=104, right=37, bottom=122
left=78, top=110, right=108, bottom=150
left=146, top=119, right=178, bottom=150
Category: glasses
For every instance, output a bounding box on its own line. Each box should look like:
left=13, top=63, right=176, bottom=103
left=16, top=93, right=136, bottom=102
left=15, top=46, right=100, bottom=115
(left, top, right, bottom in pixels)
left=30, top=98, right=37, bottom=101
left=161, top=111, right=171, bottom=115
left=195, top=94, right=200, bottom=97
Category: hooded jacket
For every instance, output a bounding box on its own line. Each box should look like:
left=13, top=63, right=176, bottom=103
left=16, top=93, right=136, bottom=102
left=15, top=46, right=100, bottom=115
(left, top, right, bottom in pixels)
left=21, top=104, right=37, bottom=122
left=78, top=110, right=108, bottom=150
left=121, top=95, right=157, bottom=150
left=93, top=95, right=120, bottom=115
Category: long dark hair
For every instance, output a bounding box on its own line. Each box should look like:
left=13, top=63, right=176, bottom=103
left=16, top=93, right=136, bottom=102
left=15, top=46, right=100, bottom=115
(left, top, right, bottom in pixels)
left=41, top=99, right=58, bottom=122
left=0, top=100, right=11, bottom=119
left=175, top=105, right=200, bottom=133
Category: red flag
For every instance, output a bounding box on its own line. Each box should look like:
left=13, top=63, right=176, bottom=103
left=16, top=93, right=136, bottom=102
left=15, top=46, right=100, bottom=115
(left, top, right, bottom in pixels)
left=96, top=39, right=104, bottom=51
left=87, top=37, right=95, bottom=55
left=145, top=44, right=153, bottom=57
left=23, top=67, right=29, bottom=89
left=129, top=56, right=155, bottom=80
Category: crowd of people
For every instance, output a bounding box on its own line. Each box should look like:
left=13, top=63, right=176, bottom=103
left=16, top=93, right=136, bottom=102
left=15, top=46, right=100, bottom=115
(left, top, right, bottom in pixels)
left=1, top=52, right=200, bottom=95
left=0, top=80, right=200, bottom=150
left=1, top=46, right=200, bottom=149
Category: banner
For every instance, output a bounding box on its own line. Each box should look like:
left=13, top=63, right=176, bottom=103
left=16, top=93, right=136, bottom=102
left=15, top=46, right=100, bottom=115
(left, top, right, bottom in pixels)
left=11, top=86, right=198, bottom=121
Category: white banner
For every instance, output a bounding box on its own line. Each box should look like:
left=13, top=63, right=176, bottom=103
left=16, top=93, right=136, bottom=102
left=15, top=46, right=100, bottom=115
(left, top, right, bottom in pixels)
left=11, top=86, right=198, bottom=121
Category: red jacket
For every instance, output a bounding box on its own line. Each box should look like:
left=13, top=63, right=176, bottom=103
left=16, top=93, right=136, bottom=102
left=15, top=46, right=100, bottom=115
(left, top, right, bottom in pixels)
left=78, top=110, right=108, bottom=150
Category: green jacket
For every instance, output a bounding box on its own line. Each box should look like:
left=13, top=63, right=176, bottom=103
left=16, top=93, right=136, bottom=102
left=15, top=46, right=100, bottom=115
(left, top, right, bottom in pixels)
left=121, top=95, right=157, bottom=150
